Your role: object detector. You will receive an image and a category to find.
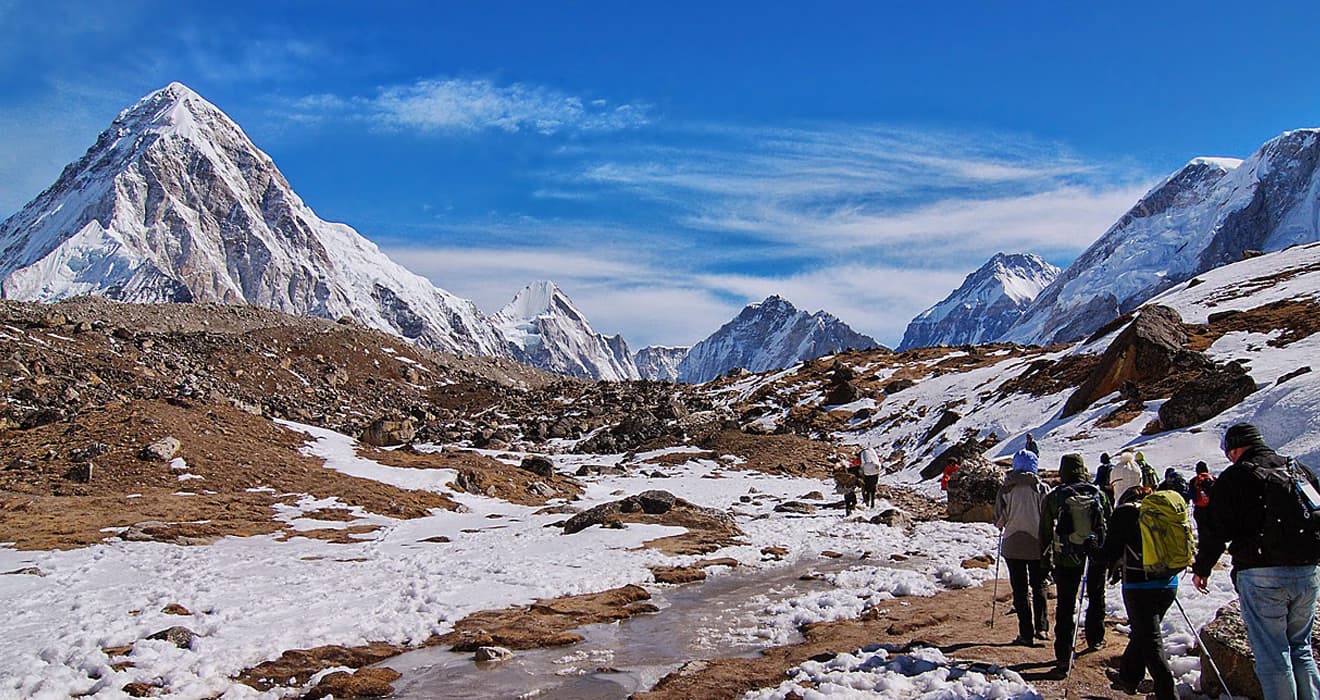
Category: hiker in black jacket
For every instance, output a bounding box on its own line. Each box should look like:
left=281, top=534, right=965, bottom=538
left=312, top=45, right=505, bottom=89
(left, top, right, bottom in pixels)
left=1193, top=423, right=1320, bottom=700
left=1101, top=485, right=1178, bottom=699
left=1040, top=453, right=1110, bottom=677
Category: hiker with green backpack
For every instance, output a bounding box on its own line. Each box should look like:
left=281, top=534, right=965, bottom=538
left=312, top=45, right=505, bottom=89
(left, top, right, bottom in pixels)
left=1039, top=453, right=1111, bottom=678
left=1100, top=479, right=1196, bottom=698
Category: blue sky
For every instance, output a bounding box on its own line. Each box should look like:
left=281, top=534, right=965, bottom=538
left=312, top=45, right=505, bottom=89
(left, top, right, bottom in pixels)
left=2, top=1, right=1318, bottom=348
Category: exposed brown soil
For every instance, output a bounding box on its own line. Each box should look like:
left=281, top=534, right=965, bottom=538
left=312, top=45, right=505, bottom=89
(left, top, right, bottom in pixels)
left=998, top=352, right=1102, bottom=398
left=651, top=557, right=741, bottom=584
left=360, top=445, right=583, bottom=505
left=239, top=641, right=405, bottom=691
left=635, top=579, right=1139, bottom=700
left=697, top=430, right=839, bottom=478
left=633, top=506, right=745, bottom=556
left=0, top=399, right=456, bottom=550
left=1188, top=298, right=1320, bottom=351
left=430, top=584, right=656, bottom=651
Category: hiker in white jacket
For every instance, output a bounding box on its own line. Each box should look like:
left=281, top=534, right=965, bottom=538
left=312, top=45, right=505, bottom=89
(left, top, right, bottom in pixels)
left=859, top=446, right=881, bottom=508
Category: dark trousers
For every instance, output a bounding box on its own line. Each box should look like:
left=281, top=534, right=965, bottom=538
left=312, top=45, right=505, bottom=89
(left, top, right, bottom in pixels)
left=1006, top=558, right=1048, bottom=639
left=1119, top=587, right=1177, bottom=700
left=862, top=474, right=879, bottom=508
left=1053, top=559, right=1106, bottom=665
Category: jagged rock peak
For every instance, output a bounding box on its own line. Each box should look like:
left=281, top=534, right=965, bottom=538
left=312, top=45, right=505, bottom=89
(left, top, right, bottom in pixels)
left=676, top=295, right=883, bottom=384
left=634, top=345, right=689, bottom=381
left=493, top=281, right=639, bottom=381
left=898, top=253, right=1059, bottom=351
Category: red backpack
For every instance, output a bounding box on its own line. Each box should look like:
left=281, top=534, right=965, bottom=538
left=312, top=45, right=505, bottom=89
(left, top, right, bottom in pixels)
left=1190, top=473, right=1215, bottom=508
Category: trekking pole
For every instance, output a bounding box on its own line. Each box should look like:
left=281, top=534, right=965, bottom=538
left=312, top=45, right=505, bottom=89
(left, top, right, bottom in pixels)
left=990, top=532, right=1003, bottom=628
left=1173, top=595, right=1234, bottom=699
left=1065, top=565, right=1088, bottom=682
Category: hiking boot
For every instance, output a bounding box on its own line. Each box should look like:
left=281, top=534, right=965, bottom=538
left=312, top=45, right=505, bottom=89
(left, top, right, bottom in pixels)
left=1086, top=639, right=1107, bottom=652
left=1010, top=635, right=1038, bottom=647
left=1033, top=630, right=1050, bottom=641
left=1105, top=668, right=1139, bottom=695
left=1046, top=662, right=1070, bottom=680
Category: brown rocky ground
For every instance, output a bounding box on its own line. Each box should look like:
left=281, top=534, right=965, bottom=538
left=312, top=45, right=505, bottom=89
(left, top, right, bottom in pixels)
left=635, top=580, right=1144, bottom=700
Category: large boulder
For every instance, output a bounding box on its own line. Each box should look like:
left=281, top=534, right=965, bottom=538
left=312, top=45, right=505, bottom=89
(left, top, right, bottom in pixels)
left=1062, top=305, right=1212, bottom=418
left=1155, top=361, right=1257, bottom=432
left=920, top=436, right=991, bottom=481
left=945, top=458, right=1003, bottom=523
left=1199, top=599, right=1320, bottom=699
left=361, top=418, right=416, bottom=447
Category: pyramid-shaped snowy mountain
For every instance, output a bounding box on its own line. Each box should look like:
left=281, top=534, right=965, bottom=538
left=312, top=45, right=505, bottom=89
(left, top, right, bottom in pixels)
left=493, top=281, right=639, bottom=381
left=0, top=82, right=507, bottom=356
left=898, top=253, right=1059, bottom=351
left=676, top=295, right=884, bottom=383
left=1003, top=128, right=1320, bottom=346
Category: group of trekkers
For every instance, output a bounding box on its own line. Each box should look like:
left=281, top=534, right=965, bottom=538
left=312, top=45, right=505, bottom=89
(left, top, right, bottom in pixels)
left=994, top=423, right=1320, bottom=699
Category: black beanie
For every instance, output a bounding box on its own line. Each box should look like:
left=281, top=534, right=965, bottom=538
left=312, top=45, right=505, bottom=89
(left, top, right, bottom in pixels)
left=1223, top=423, right=1267, bottom=452
left=1196, top=461, right=1208, bottom=474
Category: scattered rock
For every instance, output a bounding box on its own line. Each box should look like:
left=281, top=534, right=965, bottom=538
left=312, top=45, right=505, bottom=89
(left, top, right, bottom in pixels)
left=652, top=566, right=708, bottom=584
left=64, top=461, right=93, bottom=483
left=961, top=555, right=993, bottom=569
left=474, top=646, right=514, bottom=662
left=761, top=546, right=789, bottom=559
left=884, top=378, right=916, bottom=395
left=636, top=490, right=677, bottom=515
left=68, top=442, right=110, bottom=461
left=139, top=437, right=181, bottom=462
left=773, top=501, right=817, bottom=515
left=360, top=417, right=415, bottom=447
left=161, top=603, right=191, bottom=616
left=519, top=455, right=556, bottom=479
left=1278, top=366, right=1313, bottom=385
left=820, top=550, right=843, bottom=559
left=870, top=508, right=912, bottom=530
left=147, top=626, right=197, bottom=649
left=3, top=566, right=44, bottom=576
left=419, top=535, right=451, bottom=543
left=799, top=490, right=825, bottom=500
left=305, top=667, right=402, bottom=699
left=122, top=681, right=156, bottom=697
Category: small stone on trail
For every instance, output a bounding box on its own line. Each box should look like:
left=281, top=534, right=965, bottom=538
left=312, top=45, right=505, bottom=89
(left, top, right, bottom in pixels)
left=161, top=603, right=191, bottom=616
left=761, top=546, right=789, bottom=559
left=140, top=437, right=181, bottom=462
left=474, top=646, right=514, bottom=662
left=820, top=550, right=843, bottom=559
left=799, top=490, right=825, bottom=500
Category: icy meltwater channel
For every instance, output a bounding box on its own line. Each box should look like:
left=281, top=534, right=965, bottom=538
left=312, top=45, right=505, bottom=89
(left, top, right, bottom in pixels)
left=388, top=554, right=926, bottom=699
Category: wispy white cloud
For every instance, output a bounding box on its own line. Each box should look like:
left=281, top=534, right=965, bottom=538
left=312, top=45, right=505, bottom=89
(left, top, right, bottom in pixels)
left=284, top=78, right=650, bottom=135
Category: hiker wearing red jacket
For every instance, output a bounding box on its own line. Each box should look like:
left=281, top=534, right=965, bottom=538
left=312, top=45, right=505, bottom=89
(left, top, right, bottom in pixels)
left=940, top=461, right=960, bottom=491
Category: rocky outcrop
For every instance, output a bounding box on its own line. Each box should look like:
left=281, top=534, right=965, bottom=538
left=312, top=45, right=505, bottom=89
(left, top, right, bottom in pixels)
left=1061, top=305, right=1212, bottom=418
left=1154, top=361, right=1258, bottom=431
left=140, top=437, right=181, bottom=461
left=920, top=436, right=992, bottom=481
left=1198, top=599, right=1320, bottom=699
left=945, top=459, right=1003, bottom=523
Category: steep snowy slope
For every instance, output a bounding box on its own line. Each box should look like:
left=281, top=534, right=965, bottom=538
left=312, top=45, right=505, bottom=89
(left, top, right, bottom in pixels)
left=0, top=82, right=507, bottom=356
left=677, top=295, right=883, bottom=383
left=493, top=281, right=640, bottom=381
left=1005, top=128, right=1320, bottom=346
left=898, top=252, right=1059, bottom=350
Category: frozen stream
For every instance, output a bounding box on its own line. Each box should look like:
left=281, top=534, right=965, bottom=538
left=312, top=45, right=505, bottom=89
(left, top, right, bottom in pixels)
left=387, top=554, right=924, bottom=699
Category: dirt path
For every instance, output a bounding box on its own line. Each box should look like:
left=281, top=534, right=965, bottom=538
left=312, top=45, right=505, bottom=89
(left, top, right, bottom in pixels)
left=636, top=579, right=1141, bottom=699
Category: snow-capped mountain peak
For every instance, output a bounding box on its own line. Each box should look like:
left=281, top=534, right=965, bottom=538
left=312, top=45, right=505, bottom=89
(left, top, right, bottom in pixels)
left=1003, top=128, right=1320, bottom=345
left=493, top=281, right=639, bottom=381
left=0, top=81, right=509, bottom=356
left=676, top=295, right=883, bottom=383
left=898, top=253, right=1059, bottom=351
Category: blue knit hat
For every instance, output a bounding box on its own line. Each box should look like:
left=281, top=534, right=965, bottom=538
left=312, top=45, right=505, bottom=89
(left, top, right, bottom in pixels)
left=1012, top=449, right=1039, bottom=473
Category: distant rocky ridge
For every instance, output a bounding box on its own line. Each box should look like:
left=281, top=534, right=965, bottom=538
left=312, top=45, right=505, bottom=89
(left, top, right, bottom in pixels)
left=676, top=296, right=885, bottom=383
left=1002, top=128, right=1320, bottom=345
left=898, top=253, right=1059, bottom=351
left=634, top=346, right=689, bottom=381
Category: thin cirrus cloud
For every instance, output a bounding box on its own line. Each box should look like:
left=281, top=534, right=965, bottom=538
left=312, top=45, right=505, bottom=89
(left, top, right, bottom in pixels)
left=285, top=78, right=650, bottom=134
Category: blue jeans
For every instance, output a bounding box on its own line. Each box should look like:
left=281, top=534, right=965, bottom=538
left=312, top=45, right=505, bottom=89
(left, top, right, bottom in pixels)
left=1237, top=566, right=1320, bottom=700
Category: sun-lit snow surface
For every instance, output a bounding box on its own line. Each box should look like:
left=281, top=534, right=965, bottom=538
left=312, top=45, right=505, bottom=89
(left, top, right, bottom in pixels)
left=0, top=425, right=999, bottom=699
left=899, top=252, right=1059, bottom=351
left=748, top=645, right=1042, bottom=700
left=1006, top=128, right=1320, bottom=345
left=492, top=280, right=640, bottom=380
left=0, top=82, right=511, bottom=357
left=678, top=296, right=883, bottom=384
